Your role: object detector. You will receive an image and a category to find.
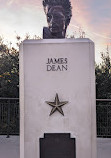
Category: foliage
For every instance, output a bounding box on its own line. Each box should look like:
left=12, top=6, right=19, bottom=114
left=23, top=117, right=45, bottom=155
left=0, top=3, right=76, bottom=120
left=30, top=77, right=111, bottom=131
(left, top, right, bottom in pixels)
left=96, top=48, right=111, bottom=99
left=96, top=49, right=111, bottom=138
left=0, top=34, right=42, bottom=98
left=0, top=38, right=19, bottom=98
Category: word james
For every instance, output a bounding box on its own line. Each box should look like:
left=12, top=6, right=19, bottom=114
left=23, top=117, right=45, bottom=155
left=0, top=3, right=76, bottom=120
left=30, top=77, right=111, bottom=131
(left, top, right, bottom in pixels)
left=46, top=58, right=68, bottom=71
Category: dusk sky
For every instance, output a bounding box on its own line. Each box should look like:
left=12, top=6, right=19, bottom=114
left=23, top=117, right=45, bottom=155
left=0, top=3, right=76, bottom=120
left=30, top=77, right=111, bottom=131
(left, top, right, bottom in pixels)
left=0, top=0, right=111, bottom=63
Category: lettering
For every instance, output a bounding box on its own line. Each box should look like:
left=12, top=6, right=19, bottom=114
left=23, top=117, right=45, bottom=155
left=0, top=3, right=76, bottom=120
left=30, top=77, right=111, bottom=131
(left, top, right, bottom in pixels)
left=47, top=65, right=67, bottom=71
left=46, top=58, right=68, bottom=72
left=46, top=58, right=68, bottom=64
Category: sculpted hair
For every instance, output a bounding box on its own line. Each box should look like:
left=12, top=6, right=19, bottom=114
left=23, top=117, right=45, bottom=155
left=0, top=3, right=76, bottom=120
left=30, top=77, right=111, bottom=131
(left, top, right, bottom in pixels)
left=43, top=0, right=72, bottom=27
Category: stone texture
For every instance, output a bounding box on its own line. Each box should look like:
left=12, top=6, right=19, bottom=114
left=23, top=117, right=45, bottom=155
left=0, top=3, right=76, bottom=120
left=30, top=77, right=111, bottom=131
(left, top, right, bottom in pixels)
left=20, top=38, right=97, bottom=158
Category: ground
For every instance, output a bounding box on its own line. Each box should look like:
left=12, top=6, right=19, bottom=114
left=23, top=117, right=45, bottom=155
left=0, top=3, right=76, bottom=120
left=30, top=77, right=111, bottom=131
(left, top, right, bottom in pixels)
left=97, top=138, right=111, bottom=158
left=0, top=136, right=111, bottom=158
left=0, top=136, right=19, bottom=158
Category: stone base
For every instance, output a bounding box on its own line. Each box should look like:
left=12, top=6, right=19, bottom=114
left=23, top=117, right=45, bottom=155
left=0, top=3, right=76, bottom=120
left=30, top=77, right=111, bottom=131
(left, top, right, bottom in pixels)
left=20, top=39, right=97, bottom=158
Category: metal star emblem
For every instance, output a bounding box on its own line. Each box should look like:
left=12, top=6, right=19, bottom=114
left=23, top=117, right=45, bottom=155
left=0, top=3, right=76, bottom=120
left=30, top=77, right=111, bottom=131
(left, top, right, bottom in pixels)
left=46, top=93, right=68, bottom=116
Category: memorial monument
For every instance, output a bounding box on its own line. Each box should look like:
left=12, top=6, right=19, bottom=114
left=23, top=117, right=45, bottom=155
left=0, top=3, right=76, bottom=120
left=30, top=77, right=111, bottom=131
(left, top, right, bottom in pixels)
left=20, top=1, right=97, bottom=158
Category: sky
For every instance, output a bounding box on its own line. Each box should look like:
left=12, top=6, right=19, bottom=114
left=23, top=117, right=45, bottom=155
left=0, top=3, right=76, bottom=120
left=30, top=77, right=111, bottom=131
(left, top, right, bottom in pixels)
left=0, top=0, right=111, bottom=63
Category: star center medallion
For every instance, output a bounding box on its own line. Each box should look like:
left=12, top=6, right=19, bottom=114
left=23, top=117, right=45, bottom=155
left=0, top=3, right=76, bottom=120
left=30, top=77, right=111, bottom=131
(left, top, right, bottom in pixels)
left=45, top=93, right=68, bottom=116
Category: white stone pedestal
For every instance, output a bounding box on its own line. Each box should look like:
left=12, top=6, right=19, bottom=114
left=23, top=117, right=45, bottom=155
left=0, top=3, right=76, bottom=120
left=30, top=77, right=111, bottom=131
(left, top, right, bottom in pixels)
left=20, top=39, right=97, bottom=158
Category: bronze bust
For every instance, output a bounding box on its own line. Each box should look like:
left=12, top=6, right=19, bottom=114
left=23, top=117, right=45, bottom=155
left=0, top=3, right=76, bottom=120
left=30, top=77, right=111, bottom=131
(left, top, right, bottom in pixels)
left=43, top=0, right=72, bottom=39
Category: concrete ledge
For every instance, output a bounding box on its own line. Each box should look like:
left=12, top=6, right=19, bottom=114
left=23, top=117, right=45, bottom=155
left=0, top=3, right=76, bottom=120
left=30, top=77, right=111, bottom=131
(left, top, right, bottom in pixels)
left=23, top=38, right=94, bottom=44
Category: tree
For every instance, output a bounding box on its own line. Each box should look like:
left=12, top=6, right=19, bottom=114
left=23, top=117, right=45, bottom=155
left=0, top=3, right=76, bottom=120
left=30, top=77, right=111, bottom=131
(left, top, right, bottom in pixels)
left=0, top=34, right=42, bottom=98
left=96, top=47, right=111, bottom=99
left=0, top=38, right=19, bottom=98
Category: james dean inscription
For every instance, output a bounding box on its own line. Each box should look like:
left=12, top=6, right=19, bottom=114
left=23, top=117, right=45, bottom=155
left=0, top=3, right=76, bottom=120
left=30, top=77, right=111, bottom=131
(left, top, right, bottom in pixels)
left=46, top=58, right=68, bottom=71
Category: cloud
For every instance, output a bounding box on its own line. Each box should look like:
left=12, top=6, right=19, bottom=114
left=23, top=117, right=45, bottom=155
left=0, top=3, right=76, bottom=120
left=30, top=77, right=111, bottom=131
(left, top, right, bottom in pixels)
left=6, top=0, right=42, bottom=7
left=70, top=0, right=111, bottom=41
left=0, top=0, right=43, bottom=10
left=7, top=0, right=15, bottom=5
left=69, top=0, right=111, bottom=63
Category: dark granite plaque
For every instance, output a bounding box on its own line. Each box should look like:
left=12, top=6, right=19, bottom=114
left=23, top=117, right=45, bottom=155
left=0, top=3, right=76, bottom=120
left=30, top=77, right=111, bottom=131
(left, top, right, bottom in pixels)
left=40, top=133, right=76, bottom=158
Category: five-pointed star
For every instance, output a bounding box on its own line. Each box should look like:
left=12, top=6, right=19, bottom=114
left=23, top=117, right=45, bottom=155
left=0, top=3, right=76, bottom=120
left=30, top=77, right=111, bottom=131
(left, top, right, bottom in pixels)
left=45, top=93, right=68, bottom=116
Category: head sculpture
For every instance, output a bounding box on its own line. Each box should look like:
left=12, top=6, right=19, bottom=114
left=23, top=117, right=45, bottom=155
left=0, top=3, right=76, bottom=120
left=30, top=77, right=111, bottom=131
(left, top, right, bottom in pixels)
left=43, top=0, right=72, bottom=39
